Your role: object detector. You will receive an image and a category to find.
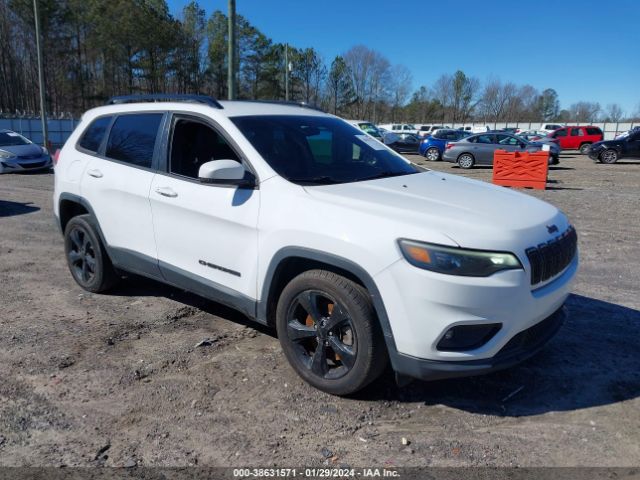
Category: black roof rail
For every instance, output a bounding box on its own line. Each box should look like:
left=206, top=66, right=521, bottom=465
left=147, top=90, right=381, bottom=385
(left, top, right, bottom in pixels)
left=106, top=94, right=223, bottom=109
left=231, top=99, right=325, bottom=112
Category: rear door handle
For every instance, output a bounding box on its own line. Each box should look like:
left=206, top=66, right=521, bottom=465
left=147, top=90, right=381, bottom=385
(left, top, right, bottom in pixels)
left=155, top=186, right=178, bottom=198
left=87, top=169, right=103, bottom=178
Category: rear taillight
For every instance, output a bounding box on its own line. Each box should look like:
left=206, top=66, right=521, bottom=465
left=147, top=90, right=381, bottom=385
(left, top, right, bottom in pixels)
left=53, top=149, right=61, bottom=166
left=446, top=143, right=455, bottom=150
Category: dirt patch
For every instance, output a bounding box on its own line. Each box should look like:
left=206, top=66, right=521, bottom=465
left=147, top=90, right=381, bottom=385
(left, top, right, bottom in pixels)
left=0, top=155, right=638, bottom=467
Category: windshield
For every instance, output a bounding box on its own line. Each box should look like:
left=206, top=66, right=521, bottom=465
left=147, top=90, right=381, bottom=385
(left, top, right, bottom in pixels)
left=232, top=115, right=418, bottom=185
left=0, top=131, right=31, bottom=147
left=358, top=122, right=382, bottom=137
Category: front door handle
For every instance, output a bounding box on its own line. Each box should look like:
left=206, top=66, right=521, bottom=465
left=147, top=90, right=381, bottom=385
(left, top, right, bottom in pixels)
left=155, top=186, right=178, bottom=198
left=87, top=169, right=103, bottom=178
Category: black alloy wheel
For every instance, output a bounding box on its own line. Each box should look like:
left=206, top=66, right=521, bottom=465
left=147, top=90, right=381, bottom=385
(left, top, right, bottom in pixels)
left=276, top=270, right=387, bottom=395
left=64, top=214, right=118, bottom=292
left=285, top=290, right=357, bottom=380
left=67, top=226, right=97, bottom=284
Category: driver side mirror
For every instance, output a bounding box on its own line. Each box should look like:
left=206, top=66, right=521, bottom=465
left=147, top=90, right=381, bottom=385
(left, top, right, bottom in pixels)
left=198, top=160, right=255, bottom=187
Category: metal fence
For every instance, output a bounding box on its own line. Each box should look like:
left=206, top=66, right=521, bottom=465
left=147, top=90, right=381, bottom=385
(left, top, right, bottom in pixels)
left=0, top=117, right=80, bottom=148
left=423, top=122, right=638, bottom=140
left=2, top=117, right=638, bottom=147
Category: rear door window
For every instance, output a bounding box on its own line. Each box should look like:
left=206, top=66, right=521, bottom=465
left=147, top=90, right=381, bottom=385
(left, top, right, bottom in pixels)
left=476, top=134, right=495, bottom=144
left=497, top=134, right=520, bottom=145
left=105, top=113, right=163, bottom=168
left=555, top=129, right=568, bottom=137
left=78, top=116, right=112, bottom=153
left=570, top=128, right=584, bottom=136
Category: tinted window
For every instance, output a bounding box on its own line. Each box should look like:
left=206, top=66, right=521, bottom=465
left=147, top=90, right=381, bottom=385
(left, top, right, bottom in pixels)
left=232, top=115, right=417, bottom=185
left=586, top=127, right=602, bottom=135
left=570, top=128, right=584, bottom=136
left=170, top=118, right=240, bottom=179
left=497, top=134, right=520, bottom=145
left=105, top=113, right=163, bottom=168
left=78, top=116, right=112, bottom=152
left=475, top=134, right=494, bottom=144
left=432, top=130, right=451, bottom=139
left=555, top=129, right=568, bottom=137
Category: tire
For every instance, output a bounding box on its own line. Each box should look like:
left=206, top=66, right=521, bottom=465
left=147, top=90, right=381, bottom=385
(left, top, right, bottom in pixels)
left=457, top=153, right=475, bottom=169
left=579, top=143, right=592, bottom=155
left=600, top=149, right=619, bottom=164
left=64, top=214, right=118, bottom=293
left=275, top=270, right=387, bottom=395
left=425, top=147, right=440, bottom=161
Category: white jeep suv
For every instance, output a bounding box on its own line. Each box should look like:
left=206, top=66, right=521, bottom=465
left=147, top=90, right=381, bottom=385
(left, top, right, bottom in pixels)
left=54, top=95, right=579, bottom=395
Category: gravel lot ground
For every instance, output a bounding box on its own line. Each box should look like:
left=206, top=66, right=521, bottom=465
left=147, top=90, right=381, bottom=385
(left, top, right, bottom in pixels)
left=0, top=152, right=638, bottom=468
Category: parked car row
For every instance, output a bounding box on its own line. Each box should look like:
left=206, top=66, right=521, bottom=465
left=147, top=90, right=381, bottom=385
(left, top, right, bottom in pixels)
left=442, top=132, right=560, bottom=169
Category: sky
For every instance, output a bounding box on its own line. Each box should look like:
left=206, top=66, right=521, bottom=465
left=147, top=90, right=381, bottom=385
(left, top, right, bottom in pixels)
left=167, top=0, right=640, bottom=114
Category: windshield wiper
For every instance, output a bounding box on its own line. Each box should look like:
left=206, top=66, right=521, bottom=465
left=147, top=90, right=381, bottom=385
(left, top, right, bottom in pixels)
left=288, top=175, right=341, bottom=185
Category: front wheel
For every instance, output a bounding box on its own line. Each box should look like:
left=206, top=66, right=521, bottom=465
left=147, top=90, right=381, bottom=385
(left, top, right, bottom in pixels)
left=276, top=270, right=387, bottom=395
left=457, top=153, right=475, bottom=169
left=425, top=147, right=440, bottom=161
left=600, top=149, right=619, bottom=164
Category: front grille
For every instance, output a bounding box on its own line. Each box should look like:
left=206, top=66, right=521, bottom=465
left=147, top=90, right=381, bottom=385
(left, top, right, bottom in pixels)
left=18, top=154, right=41, bottom=160
left=21, top=161, right=46, bottom=169
left=526, top=226, right=577, bottom=286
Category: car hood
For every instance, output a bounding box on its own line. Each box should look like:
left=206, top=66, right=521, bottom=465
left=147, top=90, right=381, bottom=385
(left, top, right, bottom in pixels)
left=0, top=143, right=43, bottom=157
left=304, top=171, right=567, bottom=252
left=592, top=140, right=620, bottom=148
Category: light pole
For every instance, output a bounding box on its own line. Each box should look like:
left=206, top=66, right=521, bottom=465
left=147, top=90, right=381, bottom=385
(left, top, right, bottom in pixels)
left=284, top=44, right=289, bottom=101
left=227, top=0, right=236, bottom=100
left=33, top=0, right=48, bottom=148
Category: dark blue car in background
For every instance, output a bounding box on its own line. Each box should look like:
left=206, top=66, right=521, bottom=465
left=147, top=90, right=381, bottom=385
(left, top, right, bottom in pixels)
left=419, top=129, right=471, bottom=160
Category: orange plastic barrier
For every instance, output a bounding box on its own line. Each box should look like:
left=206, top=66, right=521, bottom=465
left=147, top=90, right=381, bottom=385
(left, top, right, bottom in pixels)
left=492, top=149, right=549, bottom=190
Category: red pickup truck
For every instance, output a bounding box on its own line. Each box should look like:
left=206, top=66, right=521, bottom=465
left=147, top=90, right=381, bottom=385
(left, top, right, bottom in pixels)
left=547, top=126, right=604, bottom=154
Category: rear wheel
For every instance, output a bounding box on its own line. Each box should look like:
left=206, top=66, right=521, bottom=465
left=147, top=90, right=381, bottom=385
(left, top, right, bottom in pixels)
left=275, top=270, right=387, bottom=395
left=64, top=215, right=118, bottom=292
left=457, top=153, right=475, bottom=169
left=600, top=149, right=619, bottom=164
left=425, top=147, right=440, bottom=161
left=579, top=143, right=592, bottom=155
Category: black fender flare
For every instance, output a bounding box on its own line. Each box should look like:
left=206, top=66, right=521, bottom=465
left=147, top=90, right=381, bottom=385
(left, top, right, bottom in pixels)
left=57, top=193, right=109, bottom=248
left=258, top=247, right=399, bottom=356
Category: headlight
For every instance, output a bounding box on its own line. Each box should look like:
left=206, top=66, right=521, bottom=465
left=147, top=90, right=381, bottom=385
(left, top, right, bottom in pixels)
left=0, top=150, right=16, bottom=159
left=41, top=146, right=49, bottom=155
left=398, top=239, right=522, bottom=277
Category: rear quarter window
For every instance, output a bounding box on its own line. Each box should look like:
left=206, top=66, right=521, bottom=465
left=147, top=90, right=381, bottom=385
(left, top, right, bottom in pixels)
left=78, top=116, right=112, bottom=152
left=586, top=127, right=603, bottom=136
left=105, top=113, right=163, bottom=168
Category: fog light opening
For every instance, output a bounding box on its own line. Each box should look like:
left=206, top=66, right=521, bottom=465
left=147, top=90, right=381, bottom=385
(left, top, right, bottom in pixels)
left=436, top=323, right=502, bottom=352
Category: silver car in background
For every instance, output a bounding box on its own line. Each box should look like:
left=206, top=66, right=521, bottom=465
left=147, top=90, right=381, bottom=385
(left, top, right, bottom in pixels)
left=442, top=132, right=560, bottom=169
left=0, top=130, right=52, bottom=173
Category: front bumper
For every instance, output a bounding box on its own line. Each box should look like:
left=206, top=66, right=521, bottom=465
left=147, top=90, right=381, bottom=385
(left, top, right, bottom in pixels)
left=373, top=245, right=577, bottom=381
left=0, top=155, right=52, bottom=173
left=390, top=306, right=566, bottom=381
left=588, top=149, right=604, bottom=160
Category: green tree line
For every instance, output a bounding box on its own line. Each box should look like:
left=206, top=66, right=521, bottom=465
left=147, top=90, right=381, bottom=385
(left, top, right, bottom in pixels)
left=1, top=0, right=636, bottom=122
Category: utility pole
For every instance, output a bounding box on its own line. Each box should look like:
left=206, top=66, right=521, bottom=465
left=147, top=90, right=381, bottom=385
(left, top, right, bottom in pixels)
left=33, top=0, right=48, bottom=148
left=227, top=0, right=236, bottom=100
left=284, top=43, right=289, bottom=101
